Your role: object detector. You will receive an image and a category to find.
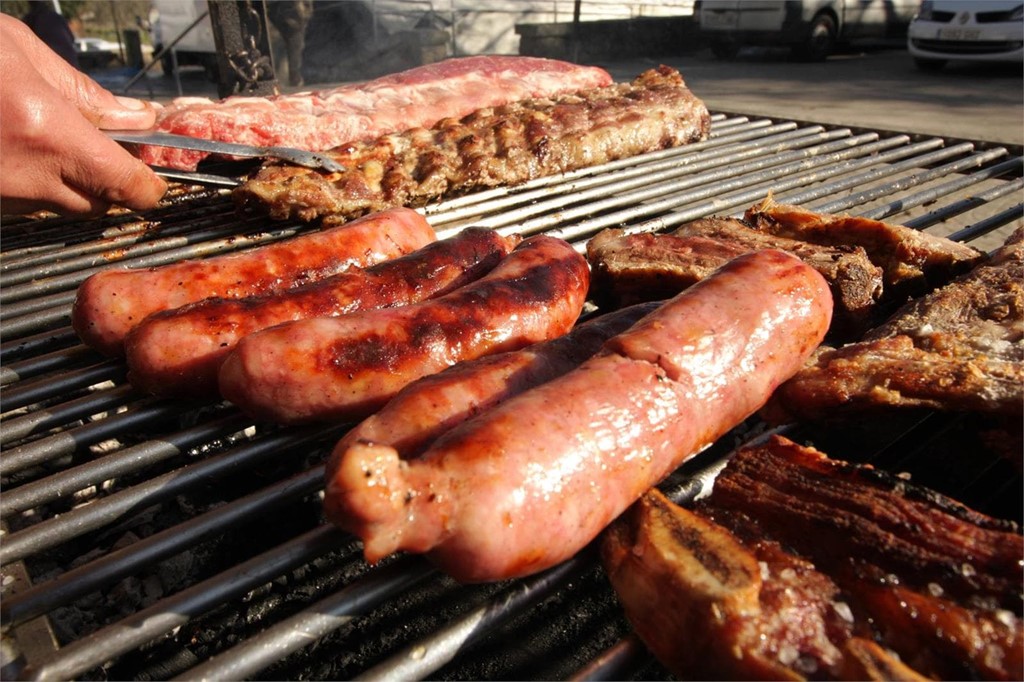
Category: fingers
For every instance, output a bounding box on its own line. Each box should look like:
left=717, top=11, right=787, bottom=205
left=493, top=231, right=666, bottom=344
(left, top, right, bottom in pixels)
left=0, top=14, right=160, bottom=130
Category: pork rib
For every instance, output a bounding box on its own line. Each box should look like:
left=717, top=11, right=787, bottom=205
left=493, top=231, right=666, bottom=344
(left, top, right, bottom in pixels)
left=602, top=488, right=927, bottom=680
left=587, top=216, right=883, bottom=337
left=234, top=66, right=711, bottom=222
left=746, top=199, right=983, bottom=299
left=141, top=56, right=613, bottom=170
left=704, top=435, right=1022, bottom=680
left=766, top=227, right=1024, bottom=421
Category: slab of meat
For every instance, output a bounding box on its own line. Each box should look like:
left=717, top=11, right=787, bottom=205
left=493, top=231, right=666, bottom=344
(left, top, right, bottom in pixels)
left=218, top=235, right=589, bottom=424
left=234, top=66, right=711, bottom=222
left=746, top=199, right=984, bottom=300
left=699, top=435, right=1021, bottom=679
left=325, top=250, right=832, bottom=582
left=141, top=56, right=613, bottom=170
left=766, top=228, right=1024, bottom=421
left=72, top=207, right=436, bottom=357
left=602, top=488, right=927, bottom=681
left=587, top=216, right=883, bottom=337
left=124, top=227, right=517, bottom=399
left=325, top=301, right=661, bottom=503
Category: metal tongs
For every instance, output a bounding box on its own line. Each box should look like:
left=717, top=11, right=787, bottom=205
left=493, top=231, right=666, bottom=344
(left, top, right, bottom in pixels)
left=109, top=130, right=346, bottom=188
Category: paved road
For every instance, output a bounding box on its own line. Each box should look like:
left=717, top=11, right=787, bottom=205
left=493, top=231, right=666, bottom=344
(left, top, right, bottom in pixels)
left=599, top=46, right=1023, bottom=148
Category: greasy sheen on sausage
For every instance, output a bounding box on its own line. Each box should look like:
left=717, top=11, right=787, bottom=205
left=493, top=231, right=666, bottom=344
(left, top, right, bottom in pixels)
left=72, top=207, right=436, bottom=357
left=218, top=235, right=590, bottom=425
left=124, top=228, right=518, bottom=399
left=325, top=301, right=662, bottom=475
left=325, top=250, right=833, bottom=583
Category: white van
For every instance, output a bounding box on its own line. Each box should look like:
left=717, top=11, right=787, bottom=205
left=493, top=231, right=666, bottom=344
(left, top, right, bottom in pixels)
left=698, top=0, right=919, bottom=60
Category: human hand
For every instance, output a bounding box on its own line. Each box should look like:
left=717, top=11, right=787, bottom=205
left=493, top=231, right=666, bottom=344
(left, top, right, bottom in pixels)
left=0, top=14, right=168, bottom=217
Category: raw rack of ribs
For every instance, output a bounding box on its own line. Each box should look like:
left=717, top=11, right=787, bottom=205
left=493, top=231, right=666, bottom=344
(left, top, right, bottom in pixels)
left=141, top=56, right=614, bottom=170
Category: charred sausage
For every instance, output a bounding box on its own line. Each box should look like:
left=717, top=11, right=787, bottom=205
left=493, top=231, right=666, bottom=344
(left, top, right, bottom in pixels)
left=324, top=249, right=833, bottom=582
left=72, top=207, right=436, bottom=357
left=218, top=235, right=590, bottom=424
left=124, top=228, right=517, bottom=398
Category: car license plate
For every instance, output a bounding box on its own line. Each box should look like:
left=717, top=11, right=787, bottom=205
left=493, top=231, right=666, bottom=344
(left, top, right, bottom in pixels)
left=703, top=10, right=738, bottom=29
left=937, top=27, right=981, bottom=41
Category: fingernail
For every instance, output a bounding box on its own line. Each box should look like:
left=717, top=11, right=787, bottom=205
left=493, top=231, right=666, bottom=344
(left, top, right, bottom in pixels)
left=114, top=96, right=147, bottom=111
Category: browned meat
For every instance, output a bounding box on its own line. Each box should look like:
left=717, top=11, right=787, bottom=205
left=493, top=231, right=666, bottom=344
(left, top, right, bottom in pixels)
left=602, top=489, right=924, bottom=680
left=704, top=435, right=1023, bottom=680
left=72, top=207, right=435, bottom=357
left=746, top=199, right=984, bottom=299
left=124, top=228, right=518, bottom=398
left=766, top=228, right=1024, bottom=421
left=218, top=235, right=590, bottom=424
left=234, top=66, right=711, bottom=222
left=586, top=216, right=884, bottom=336
left=604, top=435, right=1023, bottom=680
left=325, top=250, right=832, bottom=582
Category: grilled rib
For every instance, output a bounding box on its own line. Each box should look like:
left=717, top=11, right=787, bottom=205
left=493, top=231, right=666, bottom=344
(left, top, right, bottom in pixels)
left=603, top=435, right=1023, bottom=680
left=587, top=216, right=884, bottom=337
left=746, top=199, right=984, bottom=300
left=766, top=227, right=1024, bottom=421
left=705, top=435, right=1023, bottom=680
left=234, top=66, right=711, bottom=222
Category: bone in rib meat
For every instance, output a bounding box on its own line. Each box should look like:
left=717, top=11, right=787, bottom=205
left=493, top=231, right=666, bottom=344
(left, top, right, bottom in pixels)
left=142, top=55, right=613, bottom=170
left=234, top=66, right=711, bottom=222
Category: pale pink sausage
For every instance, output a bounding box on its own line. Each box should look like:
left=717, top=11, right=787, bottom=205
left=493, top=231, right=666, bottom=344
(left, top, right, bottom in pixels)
left=218, top=235, right=590, bottom=425
left=326, top=249, right=833, bottom=582
left=325, top=301, right=660, bottom=474
left=72, top=207, right=436, bottom=356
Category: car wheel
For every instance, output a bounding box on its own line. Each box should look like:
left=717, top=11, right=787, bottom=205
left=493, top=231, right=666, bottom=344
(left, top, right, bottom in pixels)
left=711, top=39, right=740, bottom=60
left=914, top=57, right=947, bottom=72
left=794, top=12, right=836, bottom=61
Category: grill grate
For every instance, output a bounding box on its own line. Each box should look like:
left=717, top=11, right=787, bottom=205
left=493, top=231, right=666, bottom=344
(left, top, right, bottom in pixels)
left=1, top=113, right=1021, bottom=681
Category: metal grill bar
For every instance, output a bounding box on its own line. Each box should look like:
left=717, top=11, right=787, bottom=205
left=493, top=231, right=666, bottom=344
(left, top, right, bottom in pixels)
left=0, top=424, right=333, bottom=564
left=3, top=465, right=325, bottom=626
left=0, top=412, right=249, bottom=516
left=178, top=556, right=438, bottom=682
left=0, top=385, right=139, bottom=446
left=19, top=526, right=348, bottom=682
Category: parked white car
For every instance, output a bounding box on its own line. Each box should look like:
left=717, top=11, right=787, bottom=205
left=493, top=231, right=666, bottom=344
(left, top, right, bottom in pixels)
left=908, top=0, right=1024, bottom=70
left=697, top=0, right=918, bottom=60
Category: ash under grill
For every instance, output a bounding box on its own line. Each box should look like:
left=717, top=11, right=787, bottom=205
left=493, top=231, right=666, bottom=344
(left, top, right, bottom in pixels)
left=1, top=113, right=1021, bottom=681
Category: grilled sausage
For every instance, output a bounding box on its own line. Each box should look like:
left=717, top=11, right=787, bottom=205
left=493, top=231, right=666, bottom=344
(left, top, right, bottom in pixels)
left=325, top=301, right=661, bottom=471
left=324, top=249, right=833, bottom=583
left=218, top=235, right=590, bottom=424
left=72, top=207, right=436, bottom=357
left=124, top=228, right=518, bottom=398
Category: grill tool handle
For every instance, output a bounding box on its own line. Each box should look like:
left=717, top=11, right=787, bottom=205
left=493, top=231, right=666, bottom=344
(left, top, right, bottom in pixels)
left=107, top=130, right=346, bottom=173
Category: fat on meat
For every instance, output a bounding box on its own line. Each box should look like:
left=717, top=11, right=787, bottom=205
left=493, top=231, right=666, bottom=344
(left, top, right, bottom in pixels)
left=218, top=235, right=590, bottom=424
left=325, top=249, right=833, bottom=583
left=72, top=207, right=435, bottom=357
left=142, top=56, right=613, bottom=170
